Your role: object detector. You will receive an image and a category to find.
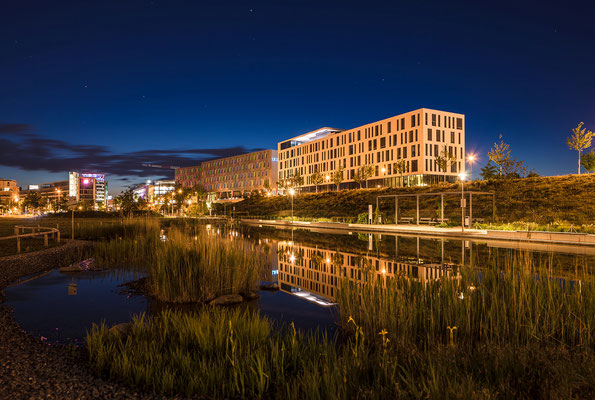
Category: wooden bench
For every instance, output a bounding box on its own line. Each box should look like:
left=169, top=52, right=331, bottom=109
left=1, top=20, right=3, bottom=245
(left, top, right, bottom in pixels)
left=419, top=217, right=437, bottom=225
left=436, top=218, right=450, bottom=224
left=398, top=217, right=414, bottom=224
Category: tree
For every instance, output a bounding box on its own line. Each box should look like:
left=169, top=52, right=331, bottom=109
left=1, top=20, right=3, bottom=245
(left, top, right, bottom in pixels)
left=114, top=188, right=138, bottom=214
left=488, top=134, right=511, bottom=176
left=480, top=161, right=498, bottom=180
left=263, top=178, right=270, bottom=192
left=435, top=145, right=457, bottom=181
left=581, top=150, right=595, bottom=173
left=332, top=165, right=344, bottom=190
left=290, top=171, right=304, bottom=191
left=393, top=160, right=408, bottom=187
left=310, top=170, right=324, bottom=192
left=353, top=164, right=374, bottom=188
left=567, top=122, right=593, bottom=175
left=22, top=192, right=46, bottom=213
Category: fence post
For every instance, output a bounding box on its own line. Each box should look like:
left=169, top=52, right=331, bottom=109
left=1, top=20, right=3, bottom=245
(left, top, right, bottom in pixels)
left=57, top=229, right=61, bottom=243
left=44, top=234, right=48, bottom=247
left=17, top=237, right=21, bottom=253
left=14, top=226, right=18, bottom=235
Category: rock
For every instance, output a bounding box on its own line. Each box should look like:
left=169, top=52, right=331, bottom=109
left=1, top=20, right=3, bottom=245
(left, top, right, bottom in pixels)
left=259, top=282, right=279, bottom=291
left=209, top=294, right=244, bottom=306
left=59, top=258, right=99, bottom=273
left=108, top=323, right=133, bottom=340
left=59, top=264, right=82, bottom=273
left=240, top=291, right=260, bottom=301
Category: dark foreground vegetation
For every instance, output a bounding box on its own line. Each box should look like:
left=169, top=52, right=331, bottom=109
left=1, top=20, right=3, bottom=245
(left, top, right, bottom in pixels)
left=233, top=174, right=595, bottom=231
left=85, top=222, right=595, bottom=399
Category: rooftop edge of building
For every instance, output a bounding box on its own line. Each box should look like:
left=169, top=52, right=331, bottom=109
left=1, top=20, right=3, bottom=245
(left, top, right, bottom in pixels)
left=278, top=108, right=465, bottom=147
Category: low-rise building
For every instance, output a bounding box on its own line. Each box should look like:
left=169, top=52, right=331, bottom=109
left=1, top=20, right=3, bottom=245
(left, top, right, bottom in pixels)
left=0, top=179, right=19, bottom=210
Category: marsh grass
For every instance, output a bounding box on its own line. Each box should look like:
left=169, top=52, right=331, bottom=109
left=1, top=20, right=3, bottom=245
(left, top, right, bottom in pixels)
left=337, top=253, right=594, bottom=350
left=92, top=224, right=263, bottom=302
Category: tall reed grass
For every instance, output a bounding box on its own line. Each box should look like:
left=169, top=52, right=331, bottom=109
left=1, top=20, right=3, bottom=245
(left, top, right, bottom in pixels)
left=337, top=252, right=594, bottom=350
left=92, top=224, right=263, bottom=302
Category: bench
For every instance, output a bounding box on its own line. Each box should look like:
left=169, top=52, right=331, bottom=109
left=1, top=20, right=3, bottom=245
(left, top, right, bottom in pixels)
left=398, top=217, right=414, bottom=224
left=436, top=218, right=450, bottom=224
left=419, top=217, right=437, bottom=225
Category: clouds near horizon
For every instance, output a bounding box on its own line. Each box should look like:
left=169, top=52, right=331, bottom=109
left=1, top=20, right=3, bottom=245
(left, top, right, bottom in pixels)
left=0, top=123, right=262, bottom=185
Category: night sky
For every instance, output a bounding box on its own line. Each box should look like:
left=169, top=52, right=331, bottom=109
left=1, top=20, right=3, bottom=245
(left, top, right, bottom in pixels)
left=1, top=0, right=594, bottom=193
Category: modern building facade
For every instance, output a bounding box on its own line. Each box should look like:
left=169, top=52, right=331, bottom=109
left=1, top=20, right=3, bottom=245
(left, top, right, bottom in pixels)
left=0, top=179, right=19, bottom=208
left=277, top=108, right=465, bottom=191
left=175, top=149, right=279, bottom=199
left=22, top=172, right=108, bottom=209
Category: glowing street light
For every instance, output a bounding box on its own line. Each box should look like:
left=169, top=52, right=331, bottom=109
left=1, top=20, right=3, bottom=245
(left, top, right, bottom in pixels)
left=467, top=154, right=476, bottom=180
left=458, top=172, right=467, bottom=232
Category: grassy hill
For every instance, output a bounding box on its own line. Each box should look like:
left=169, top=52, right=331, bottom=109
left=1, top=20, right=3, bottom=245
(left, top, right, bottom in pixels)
left=231, top=174, right=595, bottom=227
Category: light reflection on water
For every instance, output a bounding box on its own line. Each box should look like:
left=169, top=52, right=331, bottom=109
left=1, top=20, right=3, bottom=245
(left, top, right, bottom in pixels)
left=4, top=222, right=593, bottom=344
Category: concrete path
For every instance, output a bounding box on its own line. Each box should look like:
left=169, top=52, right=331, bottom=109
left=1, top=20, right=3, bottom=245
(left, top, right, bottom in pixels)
left=241, top=219, right=595, bottom=247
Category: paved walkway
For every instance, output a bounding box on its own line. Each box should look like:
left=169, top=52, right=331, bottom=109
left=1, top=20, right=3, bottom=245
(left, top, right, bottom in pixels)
left=241, top=219, right=595, bottom=247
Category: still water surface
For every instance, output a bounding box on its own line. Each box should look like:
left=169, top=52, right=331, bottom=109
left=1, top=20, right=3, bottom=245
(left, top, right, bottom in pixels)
left=5, top=223, right=594, bottom=343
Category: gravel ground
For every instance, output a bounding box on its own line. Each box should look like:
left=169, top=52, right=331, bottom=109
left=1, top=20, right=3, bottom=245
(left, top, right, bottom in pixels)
left=0, top=241, right=175, bottom=400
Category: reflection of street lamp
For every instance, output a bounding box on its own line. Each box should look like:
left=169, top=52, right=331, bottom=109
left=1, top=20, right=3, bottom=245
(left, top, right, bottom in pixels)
left=289, top=188, right=295, bottom=223
left=458, top=172, right=467, bottom=232
left=467, top=154, right=476, bottom=180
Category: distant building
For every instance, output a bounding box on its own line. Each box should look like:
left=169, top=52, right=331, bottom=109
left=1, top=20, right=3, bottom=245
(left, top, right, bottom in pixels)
left=0, top=179, right=19, bottom=210
left=175, top=149, right=279, bottom=199
left=132, top=180, right=175, bottom=201
left=22, top=172, right=108, bottom=209
left=277, top=108, right=465, bottom=191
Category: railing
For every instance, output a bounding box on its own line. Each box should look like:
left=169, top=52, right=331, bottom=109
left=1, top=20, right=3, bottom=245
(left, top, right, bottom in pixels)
left=236, top=215, right=356, bottom=224
left=0, top=225, right=61, bottom=254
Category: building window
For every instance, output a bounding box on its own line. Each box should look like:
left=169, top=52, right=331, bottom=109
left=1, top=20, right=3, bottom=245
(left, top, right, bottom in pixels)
left=380, top=137, right=386, bottom=148
left=428, top=129, right=432, bottom=141
left=451, top=132, right=455, bottom=143
left=432, top=114, right=436, bottom=126
left=411, top=160, right=418, bottom=172
left=457, top=118, right=463, bottom=130
left=387, top=121, right=391, bottom=133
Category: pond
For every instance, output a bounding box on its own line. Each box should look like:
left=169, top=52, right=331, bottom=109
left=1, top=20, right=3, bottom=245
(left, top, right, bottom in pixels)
left=4, top=222, right=594, bottom=344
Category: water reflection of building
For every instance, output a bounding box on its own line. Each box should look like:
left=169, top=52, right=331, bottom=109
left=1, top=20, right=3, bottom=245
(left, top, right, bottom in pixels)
left=276, top=240, right=460, bottom=303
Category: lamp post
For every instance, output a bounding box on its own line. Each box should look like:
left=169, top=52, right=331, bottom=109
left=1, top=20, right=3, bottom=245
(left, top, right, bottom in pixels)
left=467, top=154, right=476, bottom=181
left=55, top=189, right=61, bottom=212
left=459, top=172, right=467, bottom=232
left=289, top=188, right=295, bottom=223
left=325, top=175, right=330, bottom=192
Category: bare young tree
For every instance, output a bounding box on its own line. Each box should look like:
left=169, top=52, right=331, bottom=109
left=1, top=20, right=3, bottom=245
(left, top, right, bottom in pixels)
left=353, top=164, right=375, bottom=188
left=567, top=122, right=594, bottom=175
left=393, top=160, right=408, bottom=187
left=435, top=145, right=457, bottom=181
left=332, top=165, right=344, bottom=190
left=488, top=134, right=511, bottom=176
left=310, top=170, right=324, bottom=192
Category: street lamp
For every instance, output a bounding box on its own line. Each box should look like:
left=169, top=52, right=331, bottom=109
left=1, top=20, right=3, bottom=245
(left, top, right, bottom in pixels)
left=458, top=172, right=467, bottom=232
left=467, top=154, right=476, bottom=181
left=289, top=188, right=295, bottom=223
left=325, top=175, right=330, bottom=191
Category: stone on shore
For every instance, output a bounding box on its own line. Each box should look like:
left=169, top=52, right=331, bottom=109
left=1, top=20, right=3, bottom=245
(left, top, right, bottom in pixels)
left=209, top=294, right=244, bottom=306
left=240, top=291, right=260, bottom=301
left=259, top=282, right=279, bottom=291
left=109, top=322, right=133, bottom=340
left=59, top=258, right=103, bottom=273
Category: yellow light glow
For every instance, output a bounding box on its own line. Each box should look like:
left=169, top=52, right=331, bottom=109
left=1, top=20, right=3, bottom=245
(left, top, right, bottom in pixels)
left=289, top=188, right=295, bottom=196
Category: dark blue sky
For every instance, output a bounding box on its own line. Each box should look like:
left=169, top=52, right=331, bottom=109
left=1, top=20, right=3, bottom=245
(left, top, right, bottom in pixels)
left=1, top=0, right=594, bottom=193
